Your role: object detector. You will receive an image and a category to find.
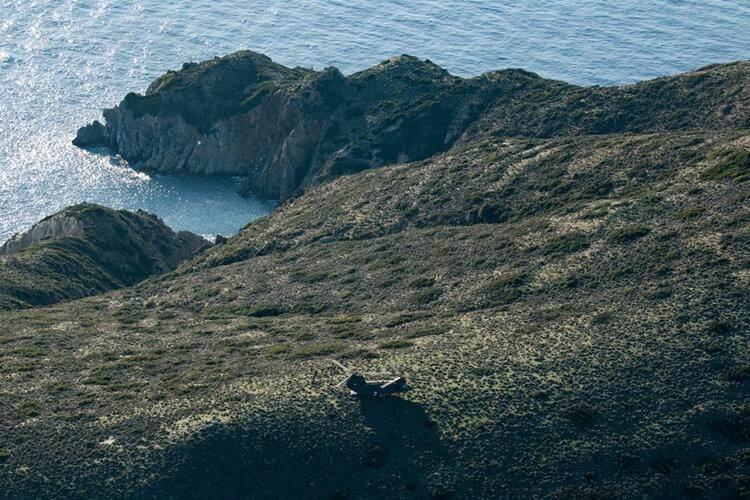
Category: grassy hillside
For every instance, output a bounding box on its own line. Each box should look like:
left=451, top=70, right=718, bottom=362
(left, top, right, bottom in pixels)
left=1, top=127, right=748, bottom=497
left=0, top=204, right=209, bottom=310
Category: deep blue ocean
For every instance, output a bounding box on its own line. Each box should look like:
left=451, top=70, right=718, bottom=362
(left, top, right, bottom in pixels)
left=1, top=0, right=749, bottom=242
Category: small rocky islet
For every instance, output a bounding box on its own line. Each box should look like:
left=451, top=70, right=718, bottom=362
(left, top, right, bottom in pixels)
left=1, top=51, right=749, bottom=498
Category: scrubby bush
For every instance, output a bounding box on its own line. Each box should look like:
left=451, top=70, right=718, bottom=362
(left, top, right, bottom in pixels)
left=702, top=149, right=750, bottom=182
left=330, top=314, right=362, bottom=324
left=475, top=202, right=507, bottom=224
left=409, top=277, right=436, bottom=289
left=707, top=409, right=750, bottom=443
left=678, top=205, right=706, bottom=221
left=247, top=305, right=283, bottom=317
left=412, top=287, right=441, bottom=305
left=291, top=270, right=334, bottom=283
left=564, top=403, right=601, bottom=427
left=404, top=325, right=445, bottom=338
left=727, top=365, right=750, bottom=383
left=647, top=286, right=673, bottom=300
left=289, top=342, right=343, bottom=359
left=543, top=231, right=590, bottom=255
left=378, top=339, right=414, bottom=349
left=707, top=320, right=734, bottom=335
left=591, top=311, right=613, bottom=325
left=264, top=344, right=291, bottom=356
left=609, top=224, right=650, bottom=243
left=481, top=271, right=526, bottom=304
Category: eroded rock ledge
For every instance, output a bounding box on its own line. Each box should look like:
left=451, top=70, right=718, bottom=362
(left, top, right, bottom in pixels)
left=75, top=51, right=750, bottom=200
left=0, top=213, right=83, bottom=256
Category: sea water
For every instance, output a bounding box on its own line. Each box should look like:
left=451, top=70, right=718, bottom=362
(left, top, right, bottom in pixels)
left=1, top=0, right=749, bottom=242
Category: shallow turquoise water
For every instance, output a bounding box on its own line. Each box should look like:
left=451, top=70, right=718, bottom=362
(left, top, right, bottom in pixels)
left=1, top=0, right=749, bottom=242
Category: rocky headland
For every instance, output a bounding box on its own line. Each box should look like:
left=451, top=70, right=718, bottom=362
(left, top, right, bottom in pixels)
left=74, top=51, right=750, bottom=200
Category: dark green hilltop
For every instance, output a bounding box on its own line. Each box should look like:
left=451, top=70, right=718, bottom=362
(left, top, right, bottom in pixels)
left=0, top=203, right=209, bottom=310
left=1, top=51, right=749, bottom=498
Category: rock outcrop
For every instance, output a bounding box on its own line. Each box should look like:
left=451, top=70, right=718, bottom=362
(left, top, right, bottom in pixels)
left=75, top=51, right=750, bottom=200
left=0, top=213, right=83, bottom=256
left=0, top=203, right=210, bottom=309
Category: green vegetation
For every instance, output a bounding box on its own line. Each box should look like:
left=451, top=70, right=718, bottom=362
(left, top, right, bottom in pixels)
left=727, top=365, right=750, bottom=383
left=543, top=231, right=590, bottom=255
left=481, top=271, right=527, bottom=305
left=5, top=56, right=750, bottom=498
left=408, top=277, right=436, bottom=288
left=609, top=224, right=651, bottom=243
left=246, top=304, right=284, bottom=317
left=378, top=339, right=415, bottom=349
left=289, top=342, right=344, bottom=359
left=591, top=311, right=613, bottom=325
left=678, top=205, right=706, bottom=220
left=0, top=204, right=209, bottom=310
left=411, top=287, right=442, bottom=305
left=702, top=149, right=750, bottom=182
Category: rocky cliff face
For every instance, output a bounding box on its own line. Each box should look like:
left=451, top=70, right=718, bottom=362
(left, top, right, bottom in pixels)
left=0, top=204, right=210, bottom=309
left=76, top=51, right=750, bottom=200
left=0, top=213, right=83, bottom=255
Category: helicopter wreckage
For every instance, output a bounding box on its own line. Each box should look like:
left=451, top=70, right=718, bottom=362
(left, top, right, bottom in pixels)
left=331, top=359, right=411, bottom=397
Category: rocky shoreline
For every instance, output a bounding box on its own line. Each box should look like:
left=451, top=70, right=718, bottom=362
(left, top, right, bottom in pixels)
left=75, top=51, right=750, bottom=200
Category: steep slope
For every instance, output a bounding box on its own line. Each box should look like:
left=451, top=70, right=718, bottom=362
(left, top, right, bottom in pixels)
left=3, top=128, right=749, bottom=497
left=74, top=51, right=750, bottom=200
left=0, top=203, right=210, bottom=309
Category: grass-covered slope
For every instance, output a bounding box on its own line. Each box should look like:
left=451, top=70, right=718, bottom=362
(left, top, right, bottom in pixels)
left=2, top=129, right=748, bottom=497
left=0, top=203, right=209, bottom=310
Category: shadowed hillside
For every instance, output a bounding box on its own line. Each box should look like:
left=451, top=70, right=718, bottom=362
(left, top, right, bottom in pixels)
left=3, top=116, right=749, bottom=496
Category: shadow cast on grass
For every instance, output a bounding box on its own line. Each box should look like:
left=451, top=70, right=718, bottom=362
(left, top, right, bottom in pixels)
left=136, top=397, right=457, bottom=499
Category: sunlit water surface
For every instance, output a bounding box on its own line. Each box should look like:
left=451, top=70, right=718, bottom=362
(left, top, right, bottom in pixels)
left=1, top=0, right=749, bottom=242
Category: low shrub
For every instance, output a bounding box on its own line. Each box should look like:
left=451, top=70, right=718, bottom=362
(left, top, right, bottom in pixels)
left=408, top=277, right=436, bottom=289
left=610, top=224, right=650, bottom=243
left=289, top=342, right=343, bottom=359
left=564, top=403, right=601, bottom=427
left=264, top=344, right=291, bottom=356
left=591, top=311, right=613, bottom=325
left=290, top=270, right=333, bottom=283
left=482, top=271, right=526, bottom=304
left=727, top=365, right=750, bottom=383
left=678, top=206, right=706, bottom=221
left=378, top=339, right=414, bottom=349
left=702, top=149, right=750, bottom=182
left=647, top=286, right=673, bottom=300
left=543, top=231, right=590, bottom=255
left=247, top=305, right=283, bottom=317
left=412, top=287, right=441, bottom=305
